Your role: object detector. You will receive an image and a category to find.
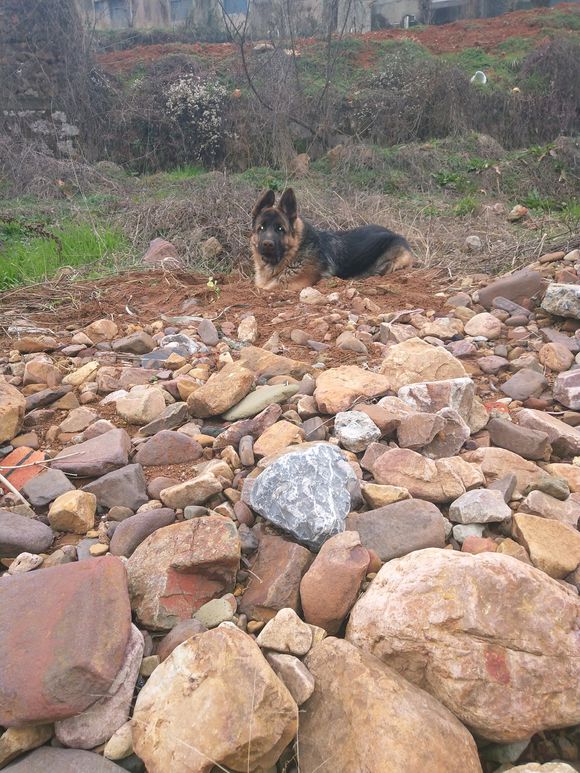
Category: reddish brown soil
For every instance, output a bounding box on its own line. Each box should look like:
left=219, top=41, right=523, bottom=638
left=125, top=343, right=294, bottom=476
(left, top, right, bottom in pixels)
left=96, top=5, right=579, bottom=75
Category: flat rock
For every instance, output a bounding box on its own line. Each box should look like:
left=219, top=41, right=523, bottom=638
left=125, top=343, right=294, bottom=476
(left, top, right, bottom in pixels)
left=301, top=637, right=482, bottom=773
left=513, top=513, right=580, bottom=578
left=159, top=472, right=222, bottom=509
left=0, top=725, right=54, bottom=769
left=0, top=556, right=131, bottom=725
left=51, top=428, right=131, bottom=477
left=423, top=407, right=471, bottom=458
left=240, top=534, right=313, bottom=622
left=347, top=500, right=446, bottom=562
left=520, top=489, right=580, bottom=528
left=83, top=464, right=148, bottom=512
left=112, top=331, right=156, bottom=354
left=55, top=624, right=143, bottom=749
left=371, top=448, right=484, bottom=503
left=187, top=363, right=255, bottom=418
left=300, top=531, right=369, bottom=634
left=24, top=385, right=72, bottom=412
left=462, top=447, right=544, bottom=494
left=515, top=408, right=580, bottom=457
left=249, top=444, right=358, bottom=550
left=213, top=404, right=282, bottom=449
left=116, top=388, right=166, bottom=425
left=478, top=269, right=545, bottom=309
left=21, top=468, right=75, bottom=506
left=0, top=512, right=54, bottom=557
left=239, top=345, right=312, bottom=378
left=139, top=402, right=189, bottom=436
left=222, top=383, right=299, bottom=421
left=541, top=283, right=580, bottom=320
left=379, top=338, right=466, bottom=391
left=314, top=365, right=391, bottom=414
left=3, top=748, right=125, bottom=772
left=109, top=508, right=176, bottom=557
left=253, top=419, right=304, bottom=457
left=132, top=625, right=298, bottom=773
left=265, top=653, right=315, bottom=705
left=134, top=430, right=203, bottom=465
left=0, top=383, right=26, bottom=443
left=398, top=377, right=475, bottom=424
left=502, top=764, right=579, bottom=772
left=487, top=417, right=551, bottom=461
left=347, top=548, right=580, bottom=742
left=501, top=369, right=548, bottom=401
left=127, top=516, right=240, bottom=630
left=449, top=488, right=512, bottom=523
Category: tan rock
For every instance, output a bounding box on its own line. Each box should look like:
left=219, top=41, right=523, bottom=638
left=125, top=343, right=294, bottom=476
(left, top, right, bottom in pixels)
left=361, top=482, right=410, bottom=508
left=48, top=490, right=97, bottom=534
left=256, top=607, right=313, bottom=655
left=103, top=721, right=133, bottom=761
left=0, top=382, right=26, bottom=443
left=264, top=652, right=314, bottom=705
left=132, top=625, right=298, bottom=773
left=239, top=346, right=312, bottom=379
left=237, top=315, right=258, bottom=343
left=187, top=363, right=255, bottom=418
left=421, top=317, right=464, bottom=339
left=371, top=448, right=484, bottom=503
left=62, top=361, right=99, bottom=386
left=512, top=513, right=580, bottom=578
left=23, top=358, right=62, bottom=388
left=379, top=338, right=466, bottom=391
left=300, top=531, right=369, bottom=634
left=496, top=538, right=532, bottom=564
left=253, top=420, right=304, bottom=457
left=464, top=312, right=502, bottom=339
left=462, top=447, right=544, bottom=494
left=0, top=724, right=54, bottom=768
left=116, top=388, right=166, bottom=425
left=13, top=336, right=58, bottom=353
left=159, top=473, right=222, bottom=510
left=301, top=637, right=482, bottom=773
left=314, top=366, right=391, bottom=414
left=347, top=548, right=580, bottom=742
left=84, top=319, right=118, bottom=344
left=544, top=463, right=580, bottom=493
left=539, top=343, right=574, bottom=372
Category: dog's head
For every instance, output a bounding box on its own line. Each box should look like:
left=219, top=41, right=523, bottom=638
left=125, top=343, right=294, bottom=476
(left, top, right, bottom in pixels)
left=251, top=188, right=298, bottom=266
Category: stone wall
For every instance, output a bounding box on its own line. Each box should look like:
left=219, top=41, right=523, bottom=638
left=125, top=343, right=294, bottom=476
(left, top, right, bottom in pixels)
left=0, top=0, right=83, bottom=154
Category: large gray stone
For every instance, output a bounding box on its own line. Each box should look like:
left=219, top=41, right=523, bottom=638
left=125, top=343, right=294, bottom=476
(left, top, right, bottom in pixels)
left=51, top=429, right=131, bottom=477
left=541, top=284, right=580, bottom=320
left=249, top=444, right=358, bottom=550
left=334, top=411, right=381, bottom=452
left=501, top=370, right=548, bottom=401
left=347, top=500, right=446, bottom=562
left=83, top=464, right=148, bottom=511
left=4, top=748, right=124, bottom=772
left=0, top=512, right=54, bottom=557
left=139, top=402, right=189, bottom=436
left=449, top=489, right=512, bottom=524
left=21, top=468, right=75, bottom=507
left=133, top=431, right=202, bottom=466
left=478, top=269, right=545, bottom=309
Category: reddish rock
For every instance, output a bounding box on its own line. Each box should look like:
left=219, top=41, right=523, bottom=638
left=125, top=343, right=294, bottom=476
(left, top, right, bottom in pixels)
left=134, top=430, right=203, bottom=466
left=554, top=369, right=580, bottom=410
left=300, top=532, right=370, bottom=634
left=156, top=619, right=208, bottom=662
left=461, top=536, right=498, bottom=554
left=51, top=428, right=131, bottom=477
left=487, top=417, right=551, bottom=461
left=478, top=269, right=545, bottom=309
left=515, top=408, right=580, bottom=457
left=141, top=237, right=182, bottom=268
left=0, top=557, right=131, bottom=725
left=240, top=534, right=314, bottom=623
left=127, top=516, right=240, bottom=630
left=0, top=447, right=45, bottom=494
left=82, top=463, right=148, bottom=511
left=213, top=404, right=282, bottom=449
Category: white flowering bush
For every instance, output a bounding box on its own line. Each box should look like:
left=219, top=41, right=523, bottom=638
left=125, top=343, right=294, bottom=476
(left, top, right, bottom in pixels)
left=166, top=76, right=228, bottom=165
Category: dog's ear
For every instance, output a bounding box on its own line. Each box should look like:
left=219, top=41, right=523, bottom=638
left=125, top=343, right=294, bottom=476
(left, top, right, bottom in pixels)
left=252, top=189, right=276, bottom=221
left=279, top=188, right=298, bottom=224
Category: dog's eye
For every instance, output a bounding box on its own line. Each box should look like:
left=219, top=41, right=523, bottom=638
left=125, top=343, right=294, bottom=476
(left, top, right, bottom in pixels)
left=276, top=225, right=285, bottom=233
left=257, top=225, right=265, bottom=232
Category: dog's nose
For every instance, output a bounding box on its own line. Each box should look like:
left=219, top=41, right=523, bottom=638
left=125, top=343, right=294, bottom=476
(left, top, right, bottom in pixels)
left=262, top=240, right=275, bottom=252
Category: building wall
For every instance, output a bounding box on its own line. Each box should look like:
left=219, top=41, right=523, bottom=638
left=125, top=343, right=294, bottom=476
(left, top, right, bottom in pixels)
left=373, top=0, right=421, bottom=26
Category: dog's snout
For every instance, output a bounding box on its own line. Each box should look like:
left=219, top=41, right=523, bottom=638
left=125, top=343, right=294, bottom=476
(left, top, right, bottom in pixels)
left=262, top=239, right=275, bottom=251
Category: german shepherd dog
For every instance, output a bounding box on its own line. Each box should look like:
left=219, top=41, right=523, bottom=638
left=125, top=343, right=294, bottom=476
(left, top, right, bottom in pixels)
left=251, top=188, right=414, bottom=290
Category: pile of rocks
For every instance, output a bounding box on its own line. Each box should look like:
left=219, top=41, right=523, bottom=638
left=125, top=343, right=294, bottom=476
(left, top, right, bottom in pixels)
left=1, top=247, right=580, bottom=772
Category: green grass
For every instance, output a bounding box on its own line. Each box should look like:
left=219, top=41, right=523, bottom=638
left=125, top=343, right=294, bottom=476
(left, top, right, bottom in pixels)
left=163, top=164, right=205, bottom=181
left=453, top=196, right=479, bottom=216
left=0, top=220, right=130, bottom=290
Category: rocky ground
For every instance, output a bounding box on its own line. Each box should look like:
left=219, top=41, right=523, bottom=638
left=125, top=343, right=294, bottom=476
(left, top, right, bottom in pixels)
left=2, top=243, right=580, bottom=773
